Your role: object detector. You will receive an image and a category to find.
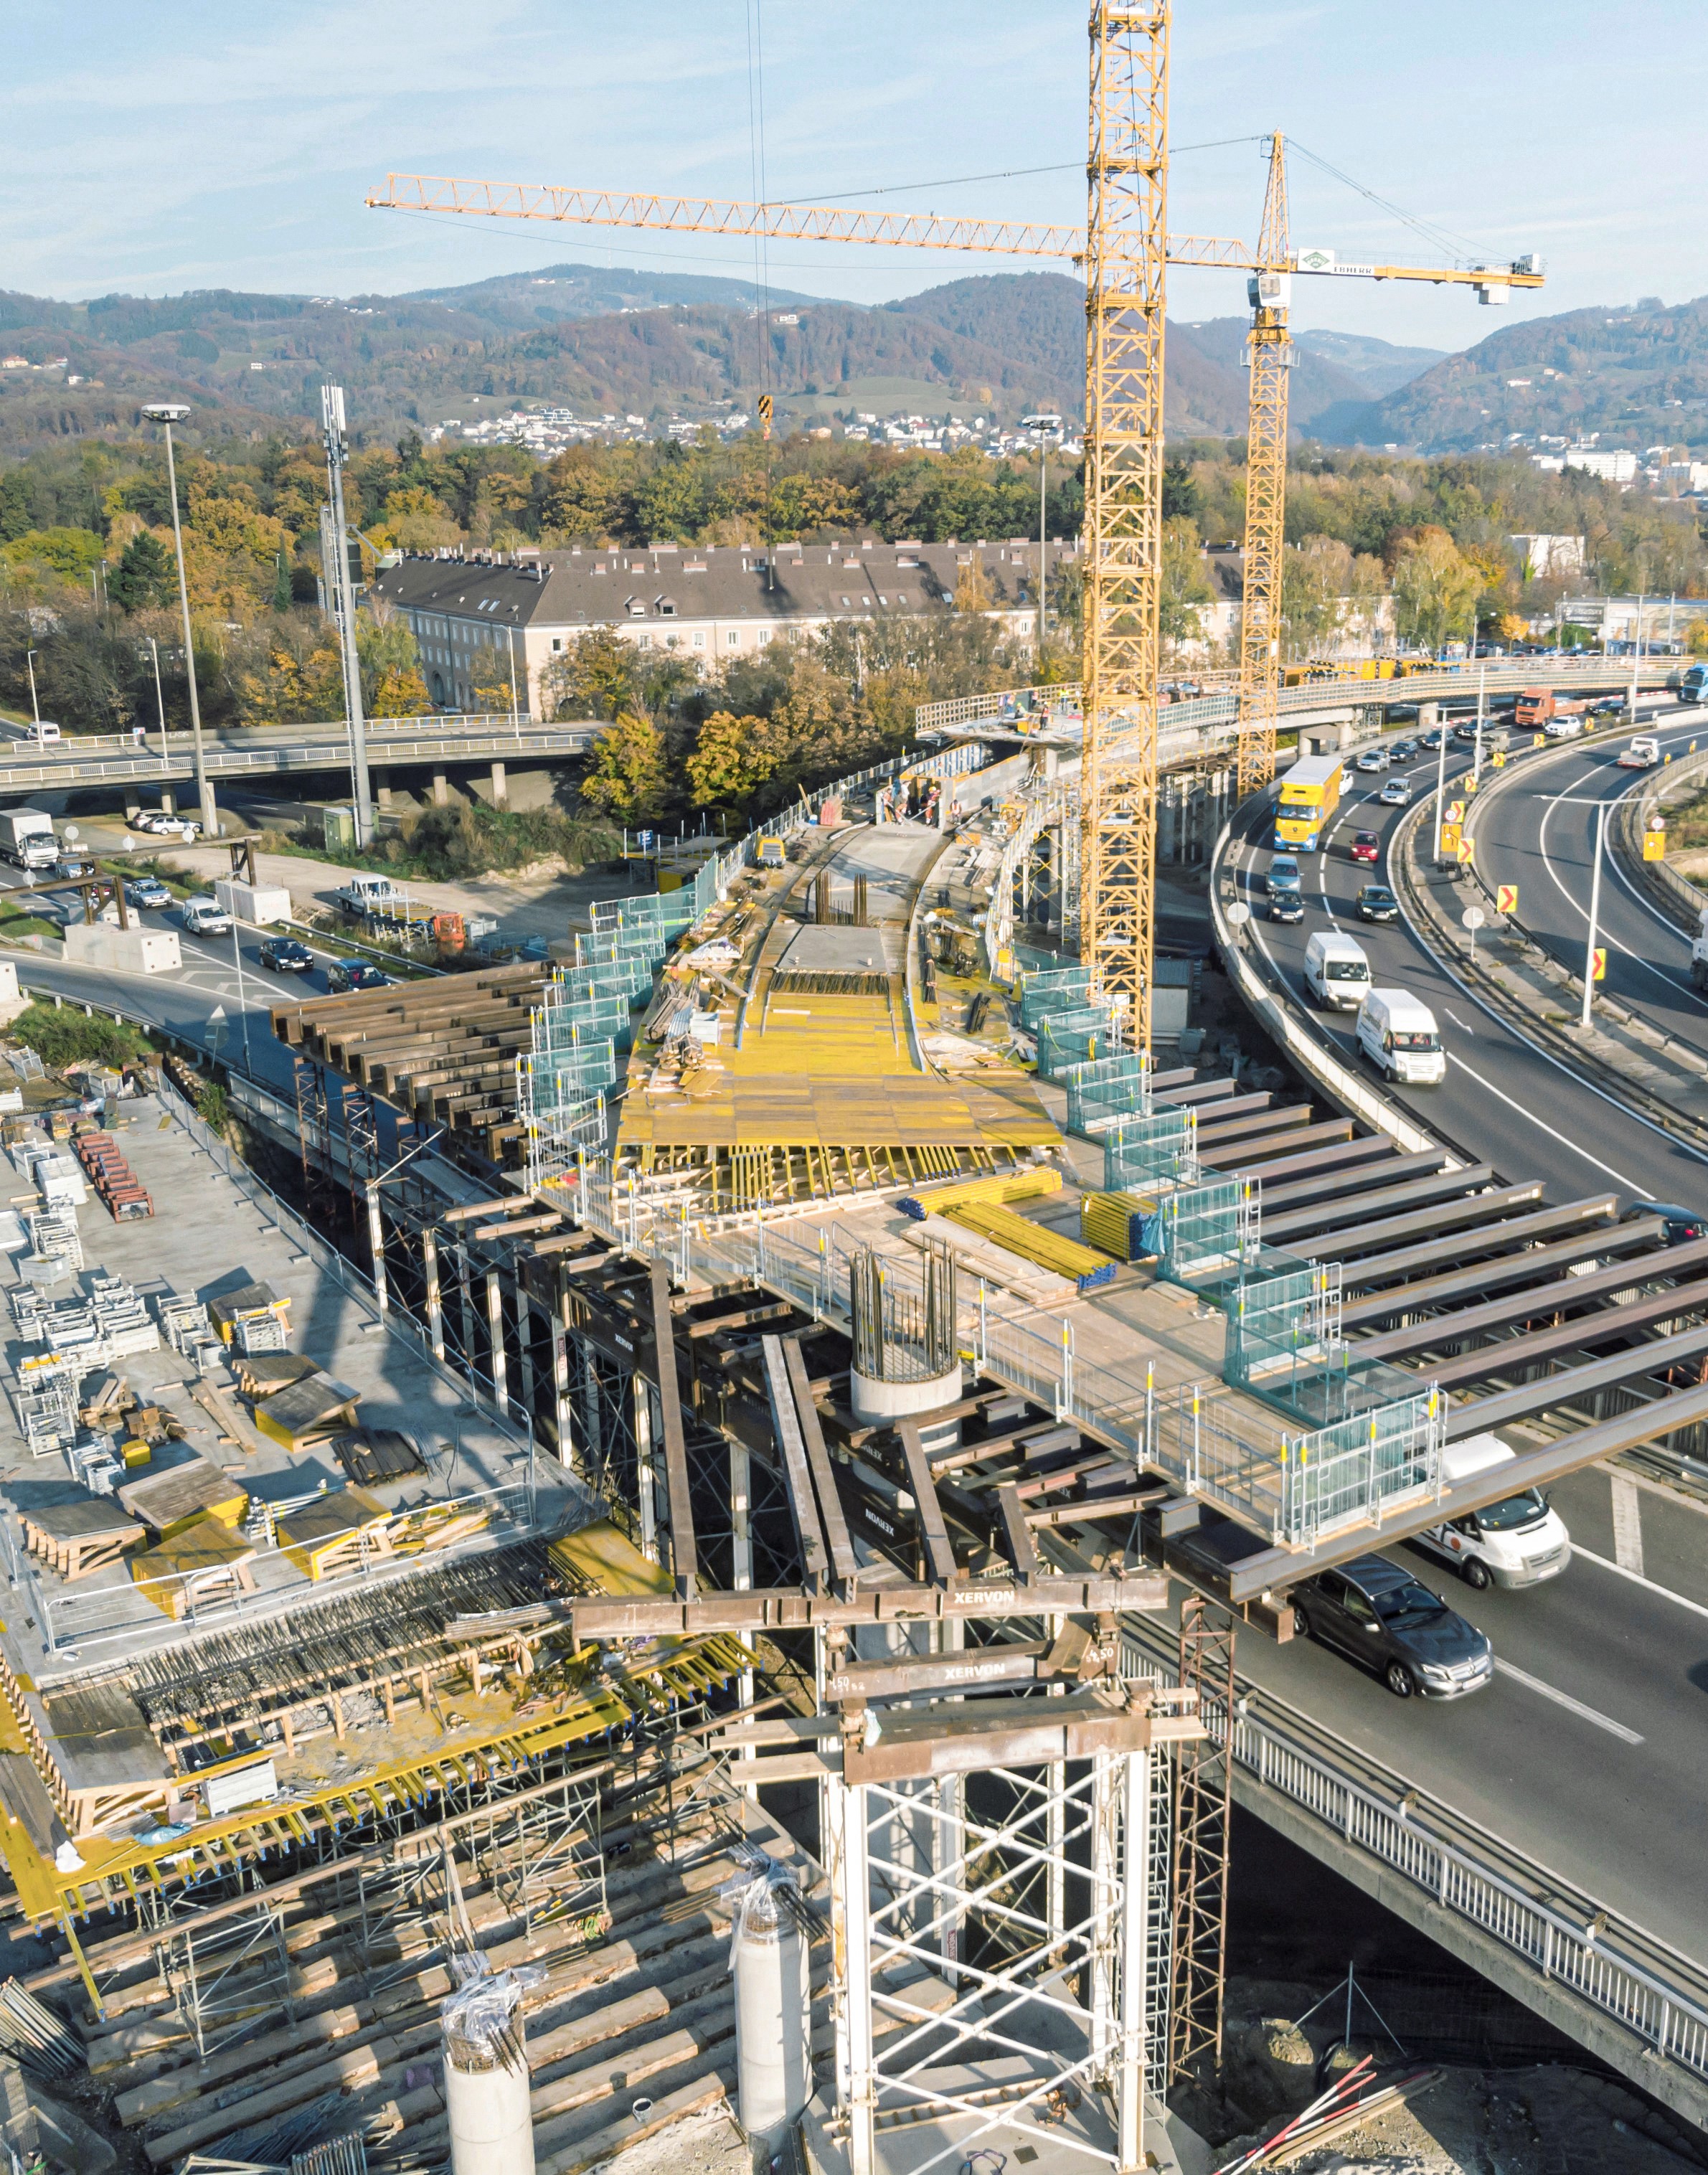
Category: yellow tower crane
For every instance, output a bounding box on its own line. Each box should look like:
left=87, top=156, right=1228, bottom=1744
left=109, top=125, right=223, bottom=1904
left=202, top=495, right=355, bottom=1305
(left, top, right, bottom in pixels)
left=1235, top=133, right=1293, bottom=802
left=369, top=11, right=1543, bottom=1048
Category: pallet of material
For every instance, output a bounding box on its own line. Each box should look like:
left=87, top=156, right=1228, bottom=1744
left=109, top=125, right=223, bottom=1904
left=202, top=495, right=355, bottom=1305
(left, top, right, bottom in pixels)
left=208, top=1280, right=291, bottom=1346
left=131, top=1512, right=258, bottom=1618
left=898, top=1166, right=1062, bottom=1221
left=330, top=1426, right=426, bottom=1487
left=1080, top=1189, right=1156, bottom=1263
left=943, top=1201, right=1117, bottom=1291
left=252, top=1372, right=361, bottom=1453
left=116, top=1454, right=249, bottom=1537
left=22, top=1495, right=145, bottom=1582
left=232, top=1351, right=321, bottom=1400
left=74, top=1131, right=154, bottom=1220
left=277, top=1486, right=392, bottom=1580
left=900, top=1216, right=1074, bottom=1305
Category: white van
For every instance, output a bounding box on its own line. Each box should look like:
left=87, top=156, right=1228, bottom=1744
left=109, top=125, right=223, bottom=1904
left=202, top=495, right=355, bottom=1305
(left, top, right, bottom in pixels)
left=1304, top=930, right=1372, bottom=1011
left=181, top=895, right=233, bottom=938
left=1356, top=987, right=1446, bottom=1085
left=27, top=721, right=61, bottom=745
left=1412, top=1434, right=1571, bottom=1589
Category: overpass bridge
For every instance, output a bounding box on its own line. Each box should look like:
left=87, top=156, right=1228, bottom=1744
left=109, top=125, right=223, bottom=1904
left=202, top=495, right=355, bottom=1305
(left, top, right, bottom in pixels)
left=0, top=711, right=603, bottom=804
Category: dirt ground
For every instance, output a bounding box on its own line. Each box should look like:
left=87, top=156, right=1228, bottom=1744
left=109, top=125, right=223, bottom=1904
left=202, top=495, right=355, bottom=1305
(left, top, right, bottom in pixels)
left=1199, top=1978, right=1707, bottom=2174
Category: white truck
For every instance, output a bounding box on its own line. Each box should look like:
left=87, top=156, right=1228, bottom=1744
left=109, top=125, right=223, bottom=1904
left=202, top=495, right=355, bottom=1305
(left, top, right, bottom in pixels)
left=1355, top=987, right=1447, bottom=1085
left=1618, top=735, right=1661, bottom=770
left=333, top=874, right=407, bottom=918
left=0, top=808, right=58, bottom=873
left=181, top=895, right=233, bottom=938
left=1412, top=1434, right=1571, bottom=1589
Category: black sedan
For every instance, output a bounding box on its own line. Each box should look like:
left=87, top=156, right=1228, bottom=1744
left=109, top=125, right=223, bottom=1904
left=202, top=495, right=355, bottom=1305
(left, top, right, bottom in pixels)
left=1290, top=1554, right=1492, bottom=1699
left=1624, top=1200, right=1708, bottom=1245
left=328, top=961, right=392, bottom=992
left=1356, top=883, right=1399, bottom=923
left=1268, top=892, right=1305, bottom=923
left=259, top=937, right=314, bottom=974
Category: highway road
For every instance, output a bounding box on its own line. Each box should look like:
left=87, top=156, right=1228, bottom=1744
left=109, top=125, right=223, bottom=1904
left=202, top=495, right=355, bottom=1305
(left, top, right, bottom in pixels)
left=1219, top=707, right=1708, bottom=1967
left=1226, top=709, right=1708, bottom=1212
left=1468, top=709, right=1708, bottom=1077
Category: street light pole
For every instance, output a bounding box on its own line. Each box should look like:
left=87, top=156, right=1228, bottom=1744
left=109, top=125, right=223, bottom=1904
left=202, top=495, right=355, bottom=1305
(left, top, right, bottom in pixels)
left=142, top=405, right=217, bottom=839
left=24, top=650, right=39, bottom=728
left=320, top=385, right=375, bottom=848
left=1581, top=800, right=1607, bottom=1032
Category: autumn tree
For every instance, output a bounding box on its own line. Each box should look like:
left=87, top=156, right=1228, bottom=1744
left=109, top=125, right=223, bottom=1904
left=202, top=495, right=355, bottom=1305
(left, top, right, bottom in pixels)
left=685, top=711, right=783, bottom=808
left=580, top=709, right=665, bottom=823
left=1391, top=527, right=1481, bottom=652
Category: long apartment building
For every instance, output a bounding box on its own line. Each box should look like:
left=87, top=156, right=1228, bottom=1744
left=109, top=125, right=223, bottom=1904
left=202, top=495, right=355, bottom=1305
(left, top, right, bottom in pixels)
left=371, top=537, right=1077, bottom=714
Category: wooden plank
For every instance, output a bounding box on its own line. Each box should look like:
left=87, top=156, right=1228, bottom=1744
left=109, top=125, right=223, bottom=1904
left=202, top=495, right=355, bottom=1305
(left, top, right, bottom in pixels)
left=783, top=1335, right=858, bottom=1589
left=650, top=1263, right=698, bottom=1598
left=996, top=1482, right=1040, bottom=1584
left=760, top=1335, right=829, bottom=1589
left=897, top=1422, right=958, bottom=1586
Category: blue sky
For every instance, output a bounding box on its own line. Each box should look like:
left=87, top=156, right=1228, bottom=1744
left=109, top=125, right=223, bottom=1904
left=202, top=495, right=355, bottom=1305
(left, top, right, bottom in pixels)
left=4, top=1, right=1702, bottom=349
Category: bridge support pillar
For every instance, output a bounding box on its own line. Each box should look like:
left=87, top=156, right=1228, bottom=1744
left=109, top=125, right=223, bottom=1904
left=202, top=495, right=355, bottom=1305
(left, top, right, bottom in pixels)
left=1416, top=700, right=1440, bottom=730
left=490, top=760, right=508, bottom=809
left=376, top=769, right=392, bottom=812
left=433, top=770, right=448, bottom=807
left=159, top=790, right=176, bottom=816
left=123, top=788, right=141, bottom=820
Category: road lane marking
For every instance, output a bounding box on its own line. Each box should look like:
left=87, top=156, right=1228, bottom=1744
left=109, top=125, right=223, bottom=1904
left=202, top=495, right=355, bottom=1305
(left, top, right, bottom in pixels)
left=1491, top=1657, right=1643, bottom=1743
left=1536, top=780, right=1705, bottom=1006
left=1570, top=1543, right=1708, bottom=1624
left=1443, top=1009, right=1475, bottom=1034
left=1610, top=1473, right=1646, bottom=1575
left=1444, top=1050, right=1643, bottom=1188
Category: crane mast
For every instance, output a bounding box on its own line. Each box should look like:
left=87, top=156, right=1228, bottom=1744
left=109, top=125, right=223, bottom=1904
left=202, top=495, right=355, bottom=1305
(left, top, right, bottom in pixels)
left=1081, top=1, right=1171, bottom=1053
left=1235, top=135, right=1293, bottom=801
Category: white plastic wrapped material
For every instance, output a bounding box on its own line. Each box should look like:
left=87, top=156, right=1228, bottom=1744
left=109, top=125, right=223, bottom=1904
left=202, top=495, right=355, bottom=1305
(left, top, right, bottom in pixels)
left=441, top=1953, right=545, bottom=2069
left=722, top=1854, right=811, bottom=2141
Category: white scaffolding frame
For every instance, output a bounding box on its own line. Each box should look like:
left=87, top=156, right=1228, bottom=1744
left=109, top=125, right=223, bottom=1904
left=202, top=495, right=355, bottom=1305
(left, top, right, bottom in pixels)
left=825, top=1741, right=1155, bottom=2175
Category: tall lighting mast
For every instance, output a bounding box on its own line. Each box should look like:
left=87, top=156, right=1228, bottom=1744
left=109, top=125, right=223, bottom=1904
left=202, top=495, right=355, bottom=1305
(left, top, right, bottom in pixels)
left=1080, top=0, right=1172, bottom=1057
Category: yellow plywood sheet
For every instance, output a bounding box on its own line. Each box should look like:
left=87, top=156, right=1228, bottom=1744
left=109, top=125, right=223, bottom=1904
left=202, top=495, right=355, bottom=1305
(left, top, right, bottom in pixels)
left=549, top=1518, right=672, bottom=1598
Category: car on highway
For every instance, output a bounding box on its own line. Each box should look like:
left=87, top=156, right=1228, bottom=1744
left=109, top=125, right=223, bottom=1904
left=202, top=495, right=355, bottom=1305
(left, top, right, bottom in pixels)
left=1543, top=714, right=1586, bottom=740
left=1379, top=778, right=1413, bottom=806
left=1419, top=728, right=1443, bottom=750
left=1590, top=695, right=1626, bottom=718
left=128, top=811, right=169, bottom=834
left=1357, top=987, right=1446, bottom=1085
left=1389, top=738, right=1420, bottom=762
left=180, top=896, right=232, bottom=938
left=1355, top=883, right=1399, bottom=923
left=327, top=961, right=392, bottom=992
left=1354, top=747, right=1390, bottom=773
left=1268, top=891, right=1305, bottom=924
left=1623, top=1200, right=1708, bottom=1245
left=55, top=851, right=95, bottom=879
left=123, top=877, right=173, bottom=910
left=1265, top=854, right=1303, bottom=898
left=1349, top=830, right=1382, bottom=865
left=1290, top=1554, right=1493, bottom=1699
left=258, top=937, right=314, bottom=974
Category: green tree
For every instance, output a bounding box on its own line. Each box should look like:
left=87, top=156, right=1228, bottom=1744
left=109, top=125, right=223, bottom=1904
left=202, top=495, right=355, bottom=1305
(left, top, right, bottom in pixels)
left=356, top=611, right=429, bottom=717
left=685, top=711, right=783, bottom=808
left=108, top=529, right=173, bottom=613
left=1160, top=516, right=1214, bottom=647
left=541, top=627, right=641, bottom=720
left=1391, top=527, right=1481, bottom=652
left=1280, top=539, right=1352, bottom=656
left=580, top=709, right=665, bottom=822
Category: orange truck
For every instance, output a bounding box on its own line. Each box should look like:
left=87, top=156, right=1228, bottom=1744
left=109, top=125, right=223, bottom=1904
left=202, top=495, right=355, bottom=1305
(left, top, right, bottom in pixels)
left=1514, top=686, right=1590, bottom=732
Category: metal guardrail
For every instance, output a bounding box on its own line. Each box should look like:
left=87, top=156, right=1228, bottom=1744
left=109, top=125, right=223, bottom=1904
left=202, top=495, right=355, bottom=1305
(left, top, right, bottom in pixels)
left=1119, top=1613, right=1708, bottom=2107
left=0, top=715, right=603, bottom=794
left=920, top=658, right=1684, bottom=754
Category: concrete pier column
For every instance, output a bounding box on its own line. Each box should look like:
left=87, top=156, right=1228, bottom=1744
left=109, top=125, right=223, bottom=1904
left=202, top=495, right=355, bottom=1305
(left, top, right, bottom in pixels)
left=485, top=1269, right=509, bottom=1415
left=490, top=760, right=507, bottom=808
left=433, top=769, right=449, bottom=806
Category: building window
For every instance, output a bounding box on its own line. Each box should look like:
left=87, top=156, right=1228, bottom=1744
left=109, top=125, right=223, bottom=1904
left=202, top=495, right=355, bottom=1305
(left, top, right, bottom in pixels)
left=551, top=636, right=563, bottom=652
left=637, top=634, right=653, bottom=649
left=757, top=628, right=771, bottom=645
left=693, top=631, right=706, bottom=648
left=727, top=630, right=740, bottom=646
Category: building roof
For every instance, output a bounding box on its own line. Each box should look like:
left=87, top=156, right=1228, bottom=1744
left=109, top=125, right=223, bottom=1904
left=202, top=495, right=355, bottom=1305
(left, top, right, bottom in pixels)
left=372, top=537, right=1079, bottom=633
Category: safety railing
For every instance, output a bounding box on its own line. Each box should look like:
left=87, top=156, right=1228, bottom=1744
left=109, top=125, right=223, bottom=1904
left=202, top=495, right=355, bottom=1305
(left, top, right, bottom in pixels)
left=1278, top=1390, right=1443, bottom=1549
left=1118, top=1611, right=1708, bottom=2103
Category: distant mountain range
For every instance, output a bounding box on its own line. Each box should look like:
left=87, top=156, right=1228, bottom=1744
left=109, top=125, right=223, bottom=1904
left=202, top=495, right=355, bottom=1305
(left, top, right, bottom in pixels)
left=0, top=261, right=1700, bottom=457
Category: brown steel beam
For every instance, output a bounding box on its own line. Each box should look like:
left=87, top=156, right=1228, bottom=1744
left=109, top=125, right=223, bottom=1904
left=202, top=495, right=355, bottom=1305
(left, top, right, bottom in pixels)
left=1353, top=1237, right=1708, bottom=1360
left=1339, top=1194, right=1620, bottom=1291
left=569, top=1570, right=1164, bottom=1636
left=650, top=1263, right=698, bottom=1598
left=1262, top=1165, right=1497, bottom=1245
left=1341, top=1216, right=1667, bottom=1328
left=1298, top=1183, right=1543, bottom=1263
left=784, top=1335, right=859, bottom=1588
left=898, top=1420, right=959, bottom=1585
left=1445, top=1318, right=1708, bottom=1438
left=1259, top=1148, right=1450, bottom=1213
left=1422, top=1274, right=1708, bottom=1390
